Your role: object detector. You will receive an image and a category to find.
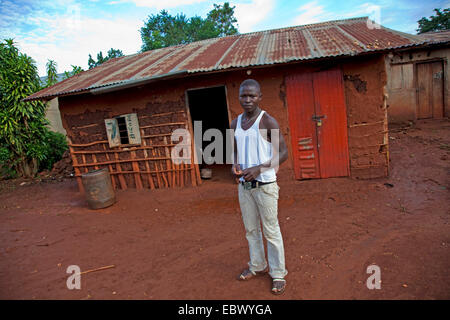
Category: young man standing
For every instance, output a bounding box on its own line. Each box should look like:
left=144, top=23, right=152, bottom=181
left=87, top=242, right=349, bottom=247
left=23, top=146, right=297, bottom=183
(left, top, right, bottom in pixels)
left=230, top=79, right=289, bottom=295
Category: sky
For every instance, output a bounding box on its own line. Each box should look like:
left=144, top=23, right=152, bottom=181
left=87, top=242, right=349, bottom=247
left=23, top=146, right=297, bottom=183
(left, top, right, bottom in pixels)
left=0, top=0, right=448, bottom=76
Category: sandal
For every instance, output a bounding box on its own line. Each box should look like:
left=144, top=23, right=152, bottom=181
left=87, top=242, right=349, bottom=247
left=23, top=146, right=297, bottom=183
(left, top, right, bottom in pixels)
left=238, top=268, right=267, bottom=281
left=271, top=278, right=286, bottom=295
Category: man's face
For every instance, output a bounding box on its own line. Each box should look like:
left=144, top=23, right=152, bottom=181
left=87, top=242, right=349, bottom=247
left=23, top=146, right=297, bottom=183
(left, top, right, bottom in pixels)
left=239, top=85, right=262, bottom=113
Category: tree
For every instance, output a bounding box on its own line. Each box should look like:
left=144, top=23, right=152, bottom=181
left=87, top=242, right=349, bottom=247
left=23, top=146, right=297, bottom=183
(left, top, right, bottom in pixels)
left=417, top=8, right=450, bottom=34
left=0, top=39, right=68, bottom=178
left=140, top=2, right=238, bottom=52
left=207, top=2, right=238, bottom=37
left=63, top=65, right=84, bottom=79
left=0, top=39, right=49, bottom=177
left=45, top=60, right=58, bottom=87
left=88, top=48, right=124, bottom=69
left=140, top=10, right=190, bottom=51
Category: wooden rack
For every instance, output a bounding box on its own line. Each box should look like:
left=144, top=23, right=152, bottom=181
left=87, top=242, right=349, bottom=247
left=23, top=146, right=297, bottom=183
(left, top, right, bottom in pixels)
left=68, top=113, right=201, bottom=192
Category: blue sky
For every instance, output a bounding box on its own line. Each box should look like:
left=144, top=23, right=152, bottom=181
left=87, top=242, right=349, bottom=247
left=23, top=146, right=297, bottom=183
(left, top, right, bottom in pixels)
left=0, top=0, right=448, bottom=76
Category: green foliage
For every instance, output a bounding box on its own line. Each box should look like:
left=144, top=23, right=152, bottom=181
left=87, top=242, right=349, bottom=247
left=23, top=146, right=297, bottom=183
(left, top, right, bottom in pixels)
left=417, top=8, right=450, bottom=33
left=88, top=48, right=124, bottom=69
left=0, top=146, right=10, bottom=163
left=45, top=59, right=58, bottom=87
left=63, top=65, right=84, bottom=80
left=0, top=145, right=17, bottom=179
left=0, top=39, right=68, bottom=178
left=140, top=2, right=238, bottom=51
left=37, top=131, right=68, bottom=171
left=140, top=10, right=189, bottom=50
left=207, top=2, right=238, bottom=37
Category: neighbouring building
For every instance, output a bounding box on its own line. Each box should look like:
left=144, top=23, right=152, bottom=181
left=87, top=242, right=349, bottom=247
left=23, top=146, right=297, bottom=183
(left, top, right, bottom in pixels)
left=385, top=30, right=450, bottom=123
left=25, top=17, right=449, bottom=193
left=40, top=73, right=67, bottom=135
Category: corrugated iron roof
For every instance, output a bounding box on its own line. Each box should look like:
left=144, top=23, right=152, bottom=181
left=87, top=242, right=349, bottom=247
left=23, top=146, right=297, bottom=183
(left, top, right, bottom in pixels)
left=416, top=30, right=450, bottom=42
left=25, top=17, right=446, bottom=101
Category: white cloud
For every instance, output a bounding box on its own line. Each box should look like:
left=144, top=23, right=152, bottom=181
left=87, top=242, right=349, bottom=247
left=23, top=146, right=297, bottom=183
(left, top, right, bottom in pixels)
left=292, top=0, right=335, bottom=26
left=233, top=0, right=275, bottom=33
left=340, top=2, right=382, bottom=21
left=109, top=0, right=207, bottom=9
left=15, top=15, right=142, bottom=76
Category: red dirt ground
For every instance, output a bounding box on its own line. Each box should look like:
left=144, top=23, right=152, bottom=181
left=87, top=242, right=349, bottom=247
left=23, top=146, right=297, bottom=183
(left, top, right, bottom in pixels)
left=0, top=119, right=449, bottom=300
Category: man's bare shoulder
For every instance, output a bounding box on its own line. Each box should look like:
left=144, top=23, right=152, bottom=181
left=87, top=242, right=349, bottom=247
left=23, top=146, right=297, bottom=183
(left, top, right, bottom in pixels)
left=261, top=110, right=280, bottom=130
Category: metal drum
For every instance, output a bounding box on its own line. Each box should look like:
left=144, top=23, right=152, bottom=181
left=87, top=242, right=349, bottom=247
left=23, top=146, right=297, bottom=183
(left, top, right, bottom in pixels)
left=200, top=168, right=212, bottom=179
left=81, top=168, right=116, bottom=209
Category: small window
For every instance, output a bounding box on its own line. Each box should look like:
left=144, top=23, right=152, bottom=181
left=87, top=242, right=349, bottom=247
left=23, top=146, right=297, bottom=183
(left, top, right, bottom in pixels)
left=116, top=116, right=129, bottom=144
left=105, top=113, right=141, bottom=148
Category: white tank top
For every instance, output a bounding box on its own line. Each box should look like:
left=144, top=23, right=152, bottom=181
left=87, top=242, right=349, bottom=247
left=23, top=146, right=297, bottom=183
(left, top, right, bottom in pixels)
left=235, top=110, right=277, bottom=182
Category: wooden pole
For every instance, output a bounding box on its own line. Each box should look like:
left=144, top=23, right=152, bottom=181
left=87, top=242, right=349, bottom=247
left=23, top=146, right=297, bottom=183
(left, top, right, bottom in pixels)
left=157, top=146, right=168, bottom=187
left=81, top=154, right=88, bottom=173
left=163, top=136, right=173, bottom=188
left=71, top=156, right=181, bottom=167
left=139, top=121, right=186, bottom=129
left=68, top=142, right=84, bottom=194
left=73, top=167, right=191, bottom=176
left=131, top=150, right=143, bottom=190
left=79, top=265, right=115, bottom=275
left=92, top=154, right=99, bottom=170
left=114, top=152, right=127, bottom=190
left=70, top=143, right=190, bottom=154
left=103, top=144, right=117, bottom=190
left=140, top=133, right=155, bottom=190
left=180, top=162, right=184, bottom=187
left=150, top=144, right=162, bottom=188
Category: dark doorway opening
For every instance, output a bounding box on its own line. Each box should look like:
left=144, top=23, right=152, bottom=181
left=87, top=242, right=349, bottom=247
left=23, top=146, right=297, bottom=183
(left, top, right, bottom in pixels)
left=187, top=86, right=230, bottom=165
left=187, top=86, right=232, bottom=182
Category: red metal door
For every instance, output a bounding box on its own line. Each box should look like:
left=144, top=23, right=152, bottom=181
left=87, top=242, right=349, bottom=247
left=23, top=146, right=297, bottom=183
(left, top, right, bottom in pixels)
left=312, top=69, right=350, bottom=178
left=286, top=69, right=349, bottom=179
left=286, top=73, right=321, bottom=179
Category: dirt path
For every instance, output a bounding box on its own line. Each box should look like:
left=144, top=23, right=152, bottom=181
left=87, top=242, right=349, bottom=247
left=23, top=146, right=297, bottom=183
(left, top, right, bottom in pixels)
left=0, top=119, right=449, bottom=300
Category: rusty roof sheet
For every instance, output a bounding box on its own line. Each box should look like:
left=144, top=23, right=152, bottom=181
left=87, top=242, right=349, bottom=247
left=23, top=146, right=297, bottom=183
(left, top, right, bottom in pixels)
left=416, top=30, right=450, bottom=43
left=25, top=17, right=440, bottom=101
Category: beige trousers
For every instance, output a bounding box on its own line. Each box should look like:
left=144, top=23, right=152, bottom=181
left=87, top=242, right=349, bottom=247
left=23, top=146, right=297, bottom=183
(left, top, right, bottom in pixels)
left=238, top=182, right=288, bottom=279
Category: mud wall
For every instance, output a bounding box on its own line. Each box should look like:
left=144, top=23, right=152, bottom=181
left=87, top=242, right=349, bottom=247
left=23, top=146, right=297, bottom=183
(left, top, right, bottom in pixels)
left=342, top=55, right=388, bottom=179
left=59, top=83, right=199, bottom=191
left=385, top=47, right=450, bottom=123
left=247, top=55, right=388, bottom=180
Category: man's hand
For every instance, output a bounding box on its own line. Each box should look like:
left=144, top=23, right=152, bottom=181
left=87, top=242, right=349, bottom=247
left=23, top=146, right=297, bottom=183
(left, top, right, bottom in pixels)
left=242, top=166, right=261, bottom=181
left=232, top=164, right=243, bottom=178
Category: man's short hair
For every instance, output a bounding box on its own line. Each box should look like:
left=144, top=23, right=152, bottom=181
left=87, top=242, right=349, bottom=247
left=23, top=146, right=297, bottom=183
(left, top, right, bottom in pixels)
left=240, top=79, right=261, bottom=92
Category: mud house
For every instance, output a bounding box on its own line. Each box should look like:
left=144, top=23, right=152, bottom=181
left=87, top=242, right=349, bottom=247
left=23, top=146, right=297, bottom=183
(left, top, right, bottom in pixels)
left=25, top=17, right=448, bottom=192
left=39, top=73, right=67, bottom=135
left=384, top=30, right=450, bottom=123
